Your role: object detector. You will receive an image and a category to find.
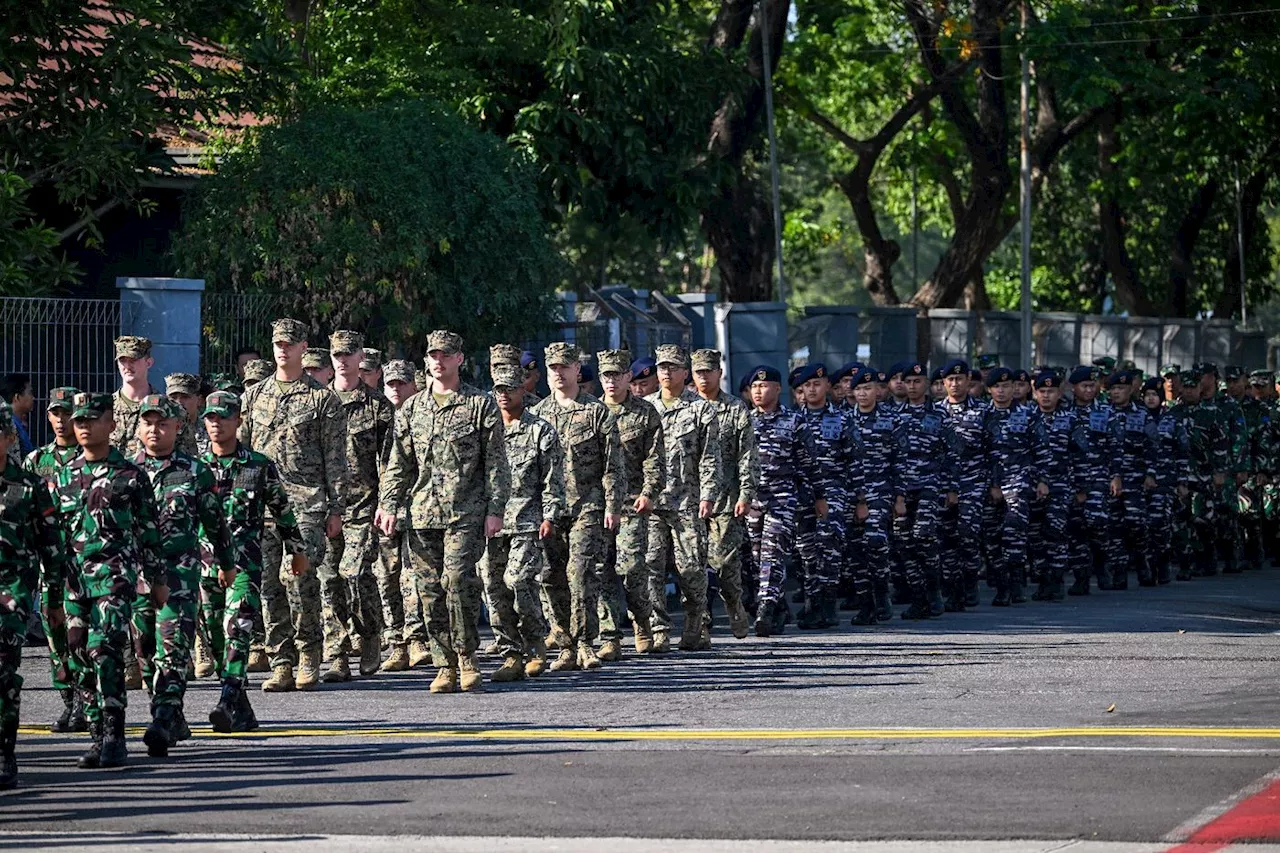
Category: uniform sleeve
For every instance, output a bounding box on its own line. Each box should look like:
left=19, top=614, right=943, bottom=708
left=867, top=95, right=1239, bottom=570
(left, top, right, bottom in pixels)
left=237, top=386, right=256, bottom=449
left=265, top=460, right=307, bottom=555
left=195, top=465, right=234, bottom=576
left=376, top=399, right=395, bottom=477
left=539, top=426, right=566, bottom=523
left=378, top=403, right=417, bottom=517
left=132, top=470, right=167, bottom=586
left=28, top=478, right=68, bottom=605
left=480, top=395, right=510, bottom=519
left=319, top=390, right=349, bottom=518
left=697, top=405, right=723, bottom=506
left=600, top=409, right=625, bottom=518
left=843, top=416, right=864, bottom=500
left=641, top=411, right=665, bottom=504
left=795, top=419, right=823, bottom=502
left=736, top=408, right=759, bottom=506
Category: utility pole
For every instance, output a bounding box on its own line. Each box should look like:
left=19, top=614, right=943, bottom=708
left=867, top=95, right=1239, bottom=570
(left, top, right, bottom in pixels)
left=1236, top=162, right=1248, bottom=324
left=759, top=0, right=787, bottom=305
left=1018, top=0, right=1033, bottom=366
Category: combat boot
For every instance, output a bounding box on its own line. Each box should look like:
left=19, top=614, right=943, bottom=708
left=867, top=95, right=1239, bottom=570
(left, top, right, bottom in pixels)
left=408, top=640, right=431, bottom=667
left=524, top=639, right=548, bottom=678
left=964, top=577, right=980, bottom=608
left=577, top=642, right=602, bottom=670
left=927, top=580, right=946, bottom=616
left=99, top=709, right=127, bottom=768
left=379, top=644, right=410, bottom=673
left=144, top=705, right=176, bottom=757
left=459, top=654, right=484, bottom=691
left=991, top=586, right=1011, bottom=607
left=1067, top=577, right=1090, bottom=596
left=359, top=636, right=382, bottom=676
left=482, top=639, right=501, bottom=656
left=261, top=664, right=295, bottom=693
left=873, top=580, right=893, bottom=622
left=236, top=687, right=259, bottom=732
left=850, top=593, right=877, bottom=626
left=1108, top=569, right=1129, bottom=590
left=247, top=648, right=270, bottom=673
left=549, top=647, right=579, bottom=672
left=173, top=706, right=191, bottom=742
left=650, top=630, right=671, bottom=654
left=321, top=655, right=351, bottom=683
left=772, top=600, right=789, bottom=634
left=796, top=596, right=822, bottom=630
left=51, top=689, right=76, bottom=733
left=901, top=591, right=932, bottom=620
left=209, top=681, right=241, bottom=734
left=695, top=624, right=711, bottom=650
left=754, top=601, right=776, bottom=637
left=429, top=666, right=458, bottom=693
left=820, top=593, right=839, bottom=628
left=294, top=651, right=321, bottom=690
left=632, top=618, right=654, bottom=654
left=1009, top=580, right=1026, bottom=604
left=943, top=580, right=965, bottom=612
left=124, top=659, right=143, bottom=691
left=1155, top=555, right=1173, bottom=585
left=1031, top=581, right=1052, bottom=601
left=77, top=717, right=103, bottom=769
left=890, top=583, right=910, bottom=605
left=194, top=634, right=215, bottom=679
left=727, top=599, right=750, bottom=639
left=492, top=654, right=526, bottom=683
left=597, top=639, right=622, bottom=662
left=545, top=625, right=571, bottom=651
left=0, top=719, right=17, bottom=790
left=678, top=603, right=703, bottom=650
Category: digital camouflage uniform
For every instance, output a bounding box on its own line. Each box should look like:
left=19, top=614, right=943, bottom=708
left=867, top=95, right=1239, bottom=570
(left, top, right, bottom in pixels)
left=893, top=391, right=955, bottom=617
left=1147, top=392, right=1191, bottom=583
left=795, top=377, right=858, bottom=613
left=938, top=378, right=991, bottom=602
left=596, top=350, right=664, bottom=645
left=983, top=392, right=1039, bottom=601
left=238, top=319, right=347, bottom=671
left=377, top=359, right=425, bottom=649
left=847, top=370, right=902, bottom=619
left=378, top=330, right=510, bottom=670
left=1066, top=385, right=1122, bottom=592
left=1198, top=376, right=1245, bottom=574
left=109, top=335, right=155, bottom=459
left=1108, top=389, right=1159, bottom=586
left=1234, top=376, right=1272, bottom=570
left=532, top=343, right=624, bottom=655
left=1027, top=386, right=1076, bottom=599
left=166, top=373, right=206, bottom=458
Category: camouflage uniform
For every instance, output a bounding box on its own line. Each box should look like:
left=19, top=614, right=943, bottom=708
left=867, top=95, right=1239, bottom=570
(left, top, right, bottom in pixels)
left=1177, top=370, right=1226, bottom=577
left=238, top=319, right=347, bottom=670
left=166, top=373, right=207, bottom=458
left=378, top=330, right=509, bottom=669
left=480, top=365, right=563, bottom=657
left=1027, top=381, right=1076, bottom=599
left=938, top=370, right=991, bottom=604
left=1065, top=376, right=1122, bottom=593
left=532, top=343, right=624, bottom=654
left=1108, top=387, right=1159, bottom=586
left=243, top=360, right=274, bottom=386
left=644, top=346, right=721, bottom=646
left=596, top=350, right=664, bottom=646
left=893, top=381, right=955, bottom=618
left=109, top=335, right=155, bottom=459
left=1234, top=374, right=1272, bottom=570
left=1146, top=390, right=1191, bottom=583
left=1197, top=370, right=1244, bottom=573
left=983, top=391, right=1039, bottom=602
left=847, top=369, right=902, bottom=620
left=377, top=359, right=426, bottom=649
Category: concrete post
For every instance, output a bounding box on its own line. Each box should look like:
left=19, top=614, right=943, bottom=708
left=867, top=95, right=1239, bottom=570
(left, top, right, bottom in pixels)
left=115, top=277, right=205, bottom=379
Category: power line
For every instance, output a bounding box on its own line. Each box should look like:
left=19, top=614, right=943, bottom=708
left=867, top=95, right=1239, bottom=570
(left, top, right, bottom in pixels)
left=843, top=27, right=1275, bottom=57
left=1033, top=6, right=1280, bottom=32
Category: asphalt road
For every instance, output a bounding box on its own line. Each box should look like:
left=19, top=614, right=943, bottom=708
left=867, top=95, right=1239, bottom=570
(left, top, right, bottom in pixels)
left=3, top=569, right=1279, bottom=852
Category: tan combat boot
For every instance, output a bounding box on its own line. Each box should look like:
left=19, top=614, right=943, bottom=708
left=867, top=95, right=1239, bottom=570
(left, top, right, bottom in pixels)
left=379, top=644, right=410, bottom=673
left=492, top=654, right=526, bottom=683
left=408, top=640, right=431, bottom=668
left=524, top=639, right=548, bottom=677
left=295, top=651, right=321, bottom=691
left=577, top=642, right=602, bottom=670
left=548, top=647, right=579, bottom=672
left=678, top=603, right=703, bottom=651
left=261, top=664, right=294, bottom=693
left=359, top=636, right=382, bottom=676
left=247, top=648, right=270, bottom=673
left=124, top=660, right=143, bottom=691
left=544, top=625, right=571, bottom=651
left=696, top=624, right=712, bottom=651
left=321, top=655, right=351, bottom=683
left=597, top=639, right=622, bottom=662
left=651, top=630, right=671, bottom=654
left=194, top=635, right=215, bottom=679
left=458, top=654, right=484, bottom=692
left=482, top=639, right=501, bottom=656
left=429, top=666, right=458, bottom=694
left=633, top=618, right=654, bottom=654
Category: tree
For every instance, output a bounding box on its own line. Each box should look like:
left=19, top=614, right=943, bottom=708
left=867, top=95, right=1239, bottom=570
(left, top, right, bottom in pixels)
left=174, top=101, right=562, bottom=352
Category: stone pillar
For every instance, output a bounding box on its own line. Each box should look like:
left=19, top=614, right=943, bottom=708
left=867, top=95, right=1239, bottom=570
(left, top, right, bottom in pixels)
left=116, top=277, right=205, bottom=380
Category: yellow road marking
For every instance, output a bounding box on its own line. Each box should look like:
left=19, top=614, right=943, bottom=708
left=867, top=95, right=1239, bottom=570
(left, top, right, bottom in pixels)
left=17, top=725, right=1280, bottom=741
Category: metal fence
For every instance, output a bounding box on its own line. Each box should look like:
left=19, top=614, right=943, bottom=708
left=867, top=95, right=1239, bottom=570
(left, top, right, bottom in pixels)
left=0, top=297, right=137, bottom=446
left=201, top=292, right=283, bottom=378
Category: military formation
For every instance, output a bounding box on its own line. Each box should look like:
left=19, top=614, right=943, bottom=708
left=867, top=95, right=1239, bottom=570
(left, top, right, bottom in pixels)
left=0, top=322, right=1275, bottom=789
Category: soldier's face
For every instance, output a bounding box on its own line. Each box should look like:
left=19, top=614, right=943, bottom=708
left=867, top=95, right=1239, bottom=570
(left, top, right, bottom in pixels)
left=630, top=375, right=657, bottom=398
left=1198, top=374, right=1216, bottom=397
left=943, top=375, right=969, bottom=400
left=427, top=349, right=463, bottom=381
left=47, top=408, right=74, bottom=441
left=750, top=381, right=780, bottom=409
left=1110, top=383, right=1133, bottom=407
left=852, top=383, right=877, bottom=410
left=800, top=377, right=828, bottom=408
left=305, top=365, right=334, bottom=385
left=600, top=371, right=631, bottom=402
left=931, top=379, right=944, bottom=398
left=970, top=380, right=986, bottom=397
left=1227, top=378, right=1246, bottom=397
left=524, top=369, right=541, bottom=392
left=1180, top=385, right=1201, bottom=404
left=1164, top=376, right=1181, bottom=399
left=332, top=350, right=362, bottom=381
left=274, top=339, right=306, bottom=368
left=203, top=413, right=240, bottom=445
left=1072, top=380, right=1098, bottom=403
left=989, top=380, right=1013, bottom=406
left=170, top=392, right=200, bottom=419
left=1013, top=380, right=1030, bottom=400
left=1034, top=386, right=1062, bottom=410
left=139, top=412, right=178, bottom=456
left=657, top=363, right=687, bottom=392
left=904, top=375, right=927, bottom=402
left=548, top=362, right=579, bottom=392
left=360, top=367, right=382, bottom=387
left=73, top=415, right=113, bottom=449
left=692, top=368, right=721, bottom=396
left=494, top=386, right=522, bottom=415
left=1143, top=390, right=1162, bottom=409
left=836, top=377, right=853, bottom=398
left=385, top=379, right=416, bottom=407
left=117, top=356, right=151, bottom=382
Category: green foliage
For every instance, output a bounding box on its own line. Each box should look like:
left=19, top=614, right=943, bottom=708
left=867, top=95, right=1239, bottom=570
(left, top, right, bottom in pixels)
left=175, top=101, right=562, bottom=351
left=0, top=170, right=79, bottom=297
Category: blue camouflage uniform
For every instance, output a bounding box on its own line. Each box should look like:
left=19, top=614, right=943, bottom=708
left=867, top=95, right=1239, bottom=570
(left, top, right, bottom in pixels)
left=1027, top=372, right=1075, bottom=600
left=1106, top=371, right=1159, bottom=587
left=938, top=360, right=990, bottom=607
left=847, top=368, right=902, bottom=624
left=1065, top=367, right=1123, bottom=594
left=1143, top=377, right=1191, bottom=584
left=982, top=367, right=1040, bottom=605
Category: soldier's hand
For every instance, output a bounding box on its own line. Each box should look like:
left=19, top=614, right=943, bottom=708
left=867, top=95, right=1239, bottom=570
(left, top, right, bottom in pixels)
left=1143, top=475, right=1157, bottom=492
left=1213, top=472, right=1226, bottom=488
left=815, top=498, right=829, bottom=519
left=1035, top=482, right=1049, bottom=500
left=634, top=495, right=653, bottom=515
left=989, top=485, right=1004, bottom=503
left=698, top=500, right=713, bottom=519
left=1259, top=473, right=1271, bottom=486
left=945, top=491, right=958, bottom=507
left=1177, top=484, right=1189, bottom=498
left=47, top=606, right=65, bottom=630
left=218, top=567, right=237, bottom=589
left=325, top=514, right=342, bottom=539
left=855, top=501, right=869, bottom=522
left=484, top=515, right=503, bottom=539
left=1075, top=491, right=1087, bottom=504
left=538, top=520, right=553, bottom=540
left=151, top=583, right=169, bottom=608
left=374, top=509, right=397, bottom=537
left=893, top=496, right=906, bottom=517
left=1110, top=476, right=1123, bottom=497
left=1236, top=472, right=1248, bottom=486
left=605, top=513, right=621, bottom=531
left=733, top=500, right=749, bottom=518
left=290, top=552, right=310, bottom=575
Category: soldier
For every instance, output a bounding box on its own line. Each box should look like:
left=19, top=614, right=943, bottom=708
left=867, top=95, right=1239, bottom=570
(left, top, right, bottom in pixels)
left=131, top=395, right=234, bottom=756
left=1198, top=364, right=1246, bottom=574
left=1174, top=368, right=1221, bottom=579
left=0, top=402, right=69, bottom=789
left=1106, top=370, right=1158, bottom=588
left=1142, top=375, right=1190, bottom=585
left=1027, top=371, right=1075, bottom=601
left=302, top=348, right=334, bottom=386
left=521, top=351, right=543, bottom=403
left=938, top=359, right=989, bottom=611
left=846, top=368, right=901, bottom=624
left=982, top=368, right=1038, bottom=605
left=58, top=392, right=166, bottom=769
left=629, top=357, right=658, bottom=400
left=165, top=373, right=207, bottom=457
left=645, top=344, right=720, bottom=651
left=379, top=359, right=430, bottom=668
left=234, top=347, right=262, bottom=379
left=110, top=335, right=156, bottom=459
left=376, top=330, right=509, bottom=693
left=319, top=331, right=394, bottom=682
left=1064, top=366, right=1122, bottom=595
left=482, top=364, right=563, bottom=680
left=929, top=367, right=945, bottom=402
left=243, top=359, right=274, bottom=387
left=1012, top=369, right=1032, bottom=407
left=885, top=363, right=908, bottom=406
left=1161, top=364, right=1183, bottom=405
left=23, top=387, right=84, bottom=733
left=531, top=343, right=622, bottom=669
left=976, top=353, right=1001, bottom=372
left=201, top=391, right=308, bottom=733
left=792, top=363, right=857, bottom=628
left=239, top=318, right=347, bottom=693
left=1232, top=369, right=1272, bottom=572
left=595, top=349, right=663, bottom=656
left=829, top=363, right=851, bottom=408
left=360, top=348, right=384, bottom=389
left=968, top=368, right=987, bottom=401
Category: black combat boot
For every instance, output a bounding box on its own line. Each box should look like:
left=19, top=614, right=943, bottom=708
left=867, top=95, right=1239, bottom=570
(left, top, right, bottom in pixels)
left=873, top=579, right=893, bottom=621
left=943, top=579, right=966, bottom=612
left=850, top=591, right=877, bottom=626
left=1106, top=566, right=1127, bottom=590
left=964, top=576, right=980, bottom=608
left=1155, top=554, right=1172, bottom=584
left=991, top=586, right=1011, bottom=607
left=1136, top=552, right=1156, bottom=586
left=796, top=593, right=823, bottom=630
left=209, top=681, right=239, bottom=733
left=1030, top=579, right=1052, bottom=601
left=51, top=688, right=76, bottom=733
left=144, top=704, right=175, bottom=757
left=754, top=601, right=776, bottom=638
left=77, top=718, right=103, bottom=769
left=236, top=686, right=259, bottom=732
left=1176, top=555, right=1194, bottom=581
left=1009, top=578, right=1027, bottom=604
left=901, top=590, right=932, bottom=620
left=820, top=593, right=839, bottom=628
left=1067, top=575, right=1090, bottom=596
left=927, top=578, right=945, bottom=617
left=1048, top=574, right=1066, bottom=601
left=99, top=709, right=127, bottom=768
left=890, top=583, right=910, bottom=605
left=0, top=719, right=17, bottom=790
left=173, top=705, right=191, bottom=741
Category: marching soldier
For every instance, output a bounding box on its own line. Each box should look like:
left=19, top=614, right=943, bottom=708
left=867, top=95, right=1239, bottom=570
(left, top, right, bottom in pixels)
left=1106, top=371, right=1158, bottom=588
left=1027, top=371, right=1074, bottom=601
left=1142, top=376, right=1190, bottom=584
left=983, top=368, right=1037, bottom=605
left=846, top=368, right=901, bottom=624
left=938, top=359, right=988, bottom=611
left=165, top=373, right=207, bottom=457
left=1064, top=367, right=1122, bottom=595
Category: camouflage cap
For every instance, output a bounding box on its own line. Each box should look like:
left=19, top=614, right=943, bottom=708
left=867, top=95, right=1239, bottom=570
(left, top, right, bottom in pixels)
left=1160, top=363, right=1182, bottom=378
left=413, top=369, right=428, bottom=388
left=490, top=364, right=525, bottom=390
left=1224, top=364, right=1245, bottom=381
left=1092, top=356, right=1117, bottom=371
left=654, top=344, right=688, bottom=367
left=596, top=349, right=633, bottom=374
left=209, top=373, right=244, bottom=394
left=139, top=394, right=182, bottom=420
left=243, top=359, right=274, bottom=383
left=271, top=318, right=309, bottom=345
left=544, top=342, right=582, bottom=367
left=72, top=391, right=114, bottom=420
left=691, top=348, right=723, bottom=371
left=976, top=353, right=1000, bottom=370
left=383, top=359, right=415, bottom=383
left=360, top=348, right=383, bottom=371
left=165, top=372, right=201, bottom=396
left=114, top=335, right=152, bottom=360
left=0, top=402, right=13, bottom=434
left=301, top=348, right=329, bottom=370
left=489, top=344, right=523, bottom=368
left=329, top=330, right=364, bottom=356
left=1248, top=369, right=1273, bottom=386
left=46, top=386, right=80, bottom=412
left=201, top=390, right=242, bottom=418
left=427, top=330, right=464, bottom=355
left=1119, top=359, right=1137, bottom=371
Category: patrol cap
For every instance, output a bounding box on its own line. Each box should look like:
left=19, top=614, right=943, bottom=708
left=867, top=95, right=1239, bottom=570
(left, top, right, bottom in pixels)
left=1160, top=363, right=1182, bottom=378
left=71, top=391, right=113, bottom=420
left=630, top=357, right=656, bottom=380
left=1068, top=365, right=1096, bottom=384
left=243, top=359, right=274, bottom=384
left=210, top=373, right=245, bottom=394
left=986, top=367, right=1014, bottom=385
left=1197, top=362, right=1219, bottom=377
left=790, top=363, right=828, bottom=388
left=579, top=363, right=597, bottom=384
left=490, top=365, right=525, bottom=390
left=427, top=330, right=464, bottom=355
left=1092, top=356, right=1117, bottom=371
left=751, top=366, right=782, bottom=385
left=114, top=335, right=152, bottom=359
left=1141, top=376, right=1162, bottom=394
left=596, top=349, right=633, bottom=375
left=271, top=318, right=308, bottom=345
left=138, top=394, right=182, bottom=420
left=850, top=367, right=878, bottom=387
left=329, top=330, right=364, bottom=356
left=490, top=344, right=523, bottom=368
left=1248, top=369, right=1273, bottom=386
left=940, top=358, right=969, bottom=377
left=360, top=349, right=384, bottom=371
left=0, top=402, right=13, bottom=434
left=1178, top=369, right=1199, bottom=386
left=654, top=344, right=688, bottom=367
left=165, top=372, right=201, bottom=396
left=976, top=353, right=1000, bottom=370
left=201, top=390, right=242, bottom=418
left=544, top=342, right=581, bottom=367
left=1224, top=364, right=1245, bottom=381
left=691, top=349, right=722, bottom=371
left=301, top=348, right=329, bottom=370
left=46, top=386, right=80, bottom=412
left=520, top=351, right=538, bottom=370
left=383, top=359, right=415, bottom=384
left=1032, top=370, right=1062, bottom=389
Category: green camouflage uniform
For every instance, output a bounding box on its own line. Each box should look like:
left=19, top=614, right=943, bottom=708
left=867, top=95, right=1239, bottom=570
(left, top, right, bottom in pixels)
left=378, top=330, right=509, bottom=668
left=23, top=430, right=79, bottom=693
left=110, top=389, right=153, bottom=458
left=1203, top=383, right=1247, bottom=571
left=377, top=360, right=425, bottom=647
left=238, top=327, right=347, bottom=670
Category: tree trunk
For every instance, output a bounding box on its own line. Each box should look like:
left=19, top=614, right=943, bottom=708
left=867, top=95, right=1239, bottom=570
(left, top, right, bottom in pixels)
left=835, top=165, right=902, bottom=305
left=1095, top=105, right=1156, bottom=315
left=705, top=172, right=775, bottom=302
left=1168, top=178, right=1220, bottom=317
left=1216, top=159, right=1275, bottom=319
